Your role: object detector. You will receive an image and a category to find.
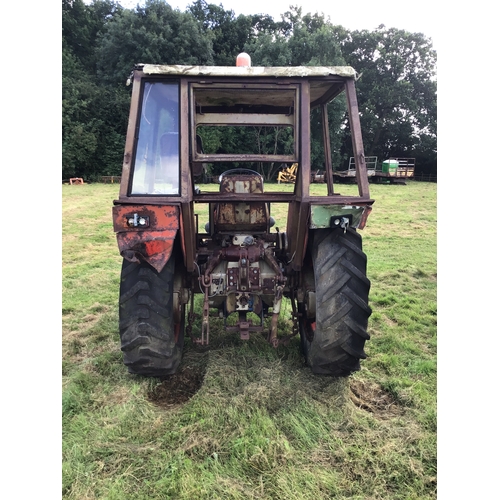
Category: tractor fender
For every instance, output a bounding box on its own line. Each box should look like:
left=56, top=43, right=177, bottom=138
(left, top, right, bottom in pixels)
left=112, top=205, right=179, bottom=273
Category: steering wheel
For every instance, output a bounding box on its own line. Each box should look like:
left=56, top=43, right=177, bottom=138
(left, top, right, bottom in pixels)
left=218, top=169, right=263, bottom=183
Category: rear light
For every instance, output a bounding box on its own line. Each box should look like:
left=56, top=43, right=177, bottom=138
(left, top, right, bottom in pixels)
left=126, top=213, right=150, bottom=228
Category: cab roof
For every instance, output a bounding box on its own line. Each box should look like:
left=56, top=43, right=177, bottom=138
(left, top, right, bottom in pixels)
left=139, top=63, right=357, bottom=79
left=136, top=64, right=358, bottom=108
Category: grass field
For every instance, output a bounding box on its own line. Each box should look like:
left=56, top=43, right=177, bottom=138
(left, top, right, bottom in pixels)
left=62, top=180, right=437, bottom=499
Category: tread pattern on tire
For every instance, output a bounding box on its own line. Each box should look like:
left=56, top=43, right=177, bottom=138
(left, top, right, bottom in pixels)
left=306, top=228, right=371, bottom=376
left=119, top=256, right=183, bottom=377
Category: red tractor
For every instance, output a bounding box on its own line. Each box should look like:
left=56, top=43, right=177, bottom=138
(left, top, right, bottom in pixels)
left=112, top=55, right=373, bottom=377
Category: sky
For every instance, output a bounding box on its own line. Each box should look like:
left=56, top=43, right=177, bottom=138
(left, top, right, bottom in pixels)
left=118, top=0, right=440, bottom=52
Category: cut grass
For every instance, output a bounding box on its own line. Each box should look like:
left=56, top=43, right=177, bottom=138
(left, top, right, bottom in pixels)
left=62, top=181, right=437, bottom=499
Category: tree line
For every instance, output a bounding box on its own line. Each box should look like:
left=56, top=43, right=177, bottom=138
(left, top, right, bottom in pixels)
left=62, top=0, right=437, bottom=181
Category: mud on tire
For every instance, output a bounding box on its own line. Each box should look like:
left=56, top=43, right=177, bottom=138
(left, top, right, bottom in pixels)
left=119, top=256, right=183, bottom=377
left=302, top=228, right=371, bottom=376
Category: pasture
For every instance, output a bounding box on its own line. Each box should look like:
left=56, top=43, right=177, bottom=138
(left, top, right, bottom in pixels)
left=62, top=181, right=437, bottom=499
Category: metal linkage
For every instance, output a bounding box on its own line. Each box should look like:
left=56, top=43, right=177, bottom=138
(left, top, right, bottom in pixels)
left=186, top=291, right=195, bottom=339
left=197, top=276, right=211, bottom=346
left=271, top=287, right=300, bottom=347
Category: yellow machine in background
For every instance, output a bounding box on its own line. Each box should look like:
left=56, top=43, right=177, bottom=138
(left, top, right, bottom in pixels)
left=277, top=163, right=298, bottom=183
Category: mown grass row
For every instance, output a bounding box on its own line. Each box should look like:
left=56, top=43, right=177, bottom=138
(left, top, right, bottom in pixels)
left=62, top=181, right=436, bottom=499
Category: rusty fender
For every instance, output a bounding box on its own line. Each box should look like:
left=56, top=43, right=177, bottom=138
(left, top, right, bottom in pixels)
left=112, top=205, right=179, bottom=273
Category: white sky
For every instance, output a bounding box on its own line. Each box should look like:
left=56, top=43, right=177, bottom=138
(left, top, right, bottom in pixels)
left=119, top=0, right=440, bottom=51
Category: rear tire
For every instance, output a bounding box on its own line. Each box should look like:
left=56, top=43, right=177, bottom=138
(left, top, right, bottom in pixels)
left=119, top=254, right=184, bottom=377
left=301, top=228, right=371, bottom=376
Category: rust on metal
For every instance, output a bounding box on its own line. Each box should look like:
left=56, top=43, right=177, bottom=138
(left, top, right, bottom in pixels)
left=119, top=71, right=143, bottom=200
left=112, top=205, right=179, bottom=232
left=358, top=205, right=373, bottom=230
left=199, top=285, right=210, bottom=345
left=287, top=81, right=312, bottom=271
left=179, top=203, right=196, bottom=273
left=345, top=79, right=370, bottom=199
left=215, top=174, right=268, bottom=233
left=321, top=104, right=334, bottom=196
left=116, top=230, right=177, bottom=273
left=112, top=205, right=179, bottom=272
left=269, top=285, right=284, bottom=347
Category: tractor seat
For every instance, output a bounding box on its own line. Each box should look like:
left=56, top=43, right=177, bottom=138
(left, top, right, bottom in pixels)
left=214, top=169, right=269, bottom=233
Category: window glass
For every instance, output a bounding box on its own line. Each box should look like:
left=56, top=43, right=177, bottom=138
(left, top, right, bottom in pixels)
left=131, top=82, right=179, bottom=195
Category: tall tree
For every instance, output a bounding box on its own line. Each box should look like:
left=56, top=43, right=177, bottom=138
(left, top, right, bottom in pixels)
left=62, top=0, right=130, bottom=179
left=246, top=7, right=348, bottom=173
left=339, top=25, right=437, bottom=172
left=187, top=1, right=285, bottom=66
left=62, top=45, right=130, bottom=179
left=286, top=9, right=345, bottom=66
left=188, top=0, right=252, bottom=66
left=95, top=0, right=214, bottom=86
left=62, top=0, right=122, bottom=72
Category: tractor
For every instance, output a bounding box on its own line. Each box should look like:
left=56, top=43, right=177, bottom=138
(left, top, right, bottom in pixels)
left=112, top=55, right=374, bottom=378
